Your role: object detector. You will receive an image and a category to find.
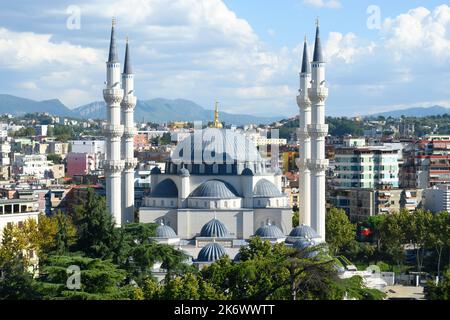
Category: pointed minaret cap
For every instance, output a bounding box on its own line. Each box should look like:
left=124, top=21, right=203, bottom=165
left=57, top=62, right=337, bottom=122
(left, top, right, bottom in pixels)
left=301, top=35, right=311, bottom=74
left=108, top=17, right=119, bottom=63
left=313, top=18, right=324, bottom=63
left=123, top=37, right=132, bottom=74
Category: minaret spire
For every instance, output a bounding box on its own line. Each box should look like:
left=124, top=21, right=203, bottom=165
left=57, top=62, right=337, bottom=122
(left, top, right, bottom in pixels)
left=301, top=36, right=311, bottom=74
left=313, top=18, right=324, bottom=63
left=108, top=18, right=119, bottom=63
left=123, top=37, right=132, bottom=74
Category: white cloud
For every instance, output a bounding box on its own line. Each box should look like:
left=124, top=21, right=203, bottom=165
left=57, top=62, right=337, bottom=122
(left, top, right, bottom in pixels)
left=303, top=0, right=341, bottom=9
left=382, top=5, right=450, bottom=61
left=325, top=32, right=375, bottom=64
left=0, top=28, right=103, bottom=69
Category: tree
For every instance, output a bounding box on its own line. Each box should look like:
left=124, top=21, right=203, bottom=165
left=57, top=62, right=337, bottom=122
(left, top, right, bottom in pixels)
left=427, top=211, right=450, bottom=280
left=402, top=209, right=433, bottom=274
left=326, top=208, right=356, bottom=256
left=424, top=272, right=450, bottom=300
left=36, top=254, right=136, bottom=300
left=72, top=189, right=124, bottom=261
left=0, top=256, right=40, bottom=300
left=47, top=153, right=62, bottom=165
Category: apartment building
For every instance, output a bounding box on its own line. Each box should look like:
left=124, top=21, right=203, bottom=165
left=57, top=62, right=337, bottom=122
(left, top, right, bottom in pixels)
left=334, top=146, right=399, bottom=189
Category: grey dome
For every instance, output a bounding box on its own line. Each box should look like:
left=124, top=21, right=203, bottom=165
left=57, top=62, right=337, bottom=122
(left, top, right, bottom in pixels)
left=171, top=128, right=263, bottom=164
left=293, top=237, right=313, bottom=249
left=200, top=219, right=230, bottom=238
left=289, top=224, right=321, bottom=239
left=253, top=179, right=282, bottom=198
left=293, top=238, right=320, bottom=258
left=274, top=168, right=283, bottom=176
left=151, top=179, right=178, bottom=198
left=255, top=224, right=285, bottom=238
left=197, top=242, right=227, bottom=262
left=179, top=168, right=190, bottom=177
left=151, top=166, right=161, bottom=174
left=190, top=180, right=239, bottom=199
left=156, top=224, right=177, bottom=238
left=242, top=168, right=254, bottom=176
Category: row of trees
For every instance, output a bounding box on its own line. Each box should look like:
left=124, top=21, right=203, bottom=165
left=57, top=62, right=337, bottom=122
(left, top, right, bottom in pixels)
left=0, top=190, right=383, bottom=300
left=324, top=207, right=450, bottom=300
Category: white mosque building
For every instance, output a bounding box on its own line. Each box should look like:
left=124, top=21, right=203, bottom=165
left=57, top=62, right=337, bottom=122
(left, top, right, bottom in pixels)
left=103, top=21, right=327, bottom=264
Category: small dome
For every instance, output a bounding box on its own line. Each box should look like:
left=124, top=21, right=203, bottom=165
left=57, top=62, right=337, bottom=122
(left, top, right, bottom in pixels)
left=179, top=168, right=190, bottom=177
left=151, top=166, right=161, bottom=174
left=200, top=219, right=230, bottom=238
left=255, top=224, right=285, bottom=238
left=197, top=242, right=227, bottom=262
left=293, top=237, right=313, bottom=249
left=156, top=224, right=177, bottom=238
left=151, top=179, right=178, bottom=198
left=241, top=168, right=254, bottom=176
left=289, top=224, right=321, bottom=239
left=293, top=238, right=320, bottom=258
left=190, top=180, right=239, bottom=199
left=253, top=179, right=282, bottom=198
left=274, top=168, right=283, bottom=176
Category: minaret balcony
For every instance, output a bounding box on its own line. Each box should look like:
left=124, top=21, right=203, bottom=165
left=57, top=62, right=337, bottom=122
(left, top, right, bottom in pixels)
left=124, top=158, right=139, bottom=170
left=103, top=124, right=124, bottom=137
left=123, top=127, right=138, bottom=138
left=307, top=159, right=329, bottom=172
left=103, top=160, right=125, bottom=173
left=308, top=87, right=329, bottom=101
left=103, top=88, right=124, bottom=104
left=308, top=124, right=329, bottom=138
left=296, top=158, right=309, bottom=169
left=121, top=96, right=137, bottom=109
left=297, top=95, right=311, bottom=109
left=297, top=128, right=310, bottom=139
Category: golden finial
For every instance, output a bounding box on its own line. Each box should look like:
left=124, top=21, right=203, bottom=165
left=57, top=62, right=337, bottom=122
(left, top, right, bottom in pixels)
left=304, top=34, right=307, bottom=42
left=126, top=36, right=129, bottom=43
left=112, top=17, right=116, bottom=27
left=316, top=17, right=320, bottom=27
left=210, top=100, right=223, bottom=129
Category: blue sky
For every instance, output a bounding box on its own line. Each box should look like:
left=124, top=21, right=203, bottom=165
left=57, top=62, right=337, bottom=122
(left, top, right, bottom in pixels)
left=0, top=0, right=449, bottom=117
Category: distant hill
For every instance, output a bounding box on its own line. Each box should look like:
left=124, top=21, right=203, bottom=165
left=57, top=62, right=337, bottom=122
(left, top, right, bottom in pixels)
left=368, top=105, right=450, bottom=118
left=0, top=94, right=75, bottom=117
left=74, top=98, right=281, bottom=125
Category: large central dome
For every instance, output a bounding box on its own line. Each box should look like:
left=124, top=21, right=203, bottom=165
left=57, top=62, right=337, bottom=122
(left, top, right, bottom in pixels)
left=167, top=128, right=266, bottom=175
left=172, top=128, right=262, bottom=164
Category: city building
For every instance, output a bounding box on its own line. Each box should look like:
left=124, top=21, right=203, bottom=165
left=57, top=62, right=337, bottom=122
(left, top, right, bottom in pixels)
left=13, top=155, right=54, bottom=179
left=66, top=152, right=96, bottom=177
left=0, top=199, right=40, bottom=240
left=423, top=184, right=450, bottom=213
left=331, top=188, right=422, bottom=222
left=334, top=146, right=399, bottom=189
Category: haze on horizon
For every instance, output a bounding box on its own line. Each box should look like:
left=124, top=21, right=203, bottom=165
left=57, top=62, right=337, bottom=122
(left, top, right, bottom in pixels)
left=0, top=0, right=449, bottom=118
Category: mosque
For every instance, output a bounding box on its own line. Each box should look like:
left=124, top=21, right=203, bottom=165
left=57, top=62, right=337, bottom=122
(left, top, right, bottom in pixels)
left=102, top=20, right=328, bottom=265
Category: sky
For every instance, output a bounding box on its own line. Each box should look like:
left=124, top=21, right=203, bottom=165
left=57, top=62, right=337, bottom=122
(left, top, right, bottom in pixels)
left=0, top=0, right=449, bottom=117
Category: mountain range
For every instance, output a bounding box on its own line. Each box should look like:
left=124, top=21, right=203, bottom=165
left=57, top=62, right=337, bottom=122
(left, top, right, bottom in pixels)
left=0, top=94, right=280, bottom=125
left=367, top=105, right=450, bottom=118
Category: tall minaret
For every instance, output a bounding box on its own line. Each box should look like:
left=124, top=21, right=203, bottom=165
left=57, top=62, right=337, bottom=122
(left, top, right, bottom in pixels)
left=308, top=20, right=329, bottom=239
left=296, top=36, right=312, bottom=226
left=121, top=38, right=138, bottom=224
left=103, top=18, right=124, bottom=226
